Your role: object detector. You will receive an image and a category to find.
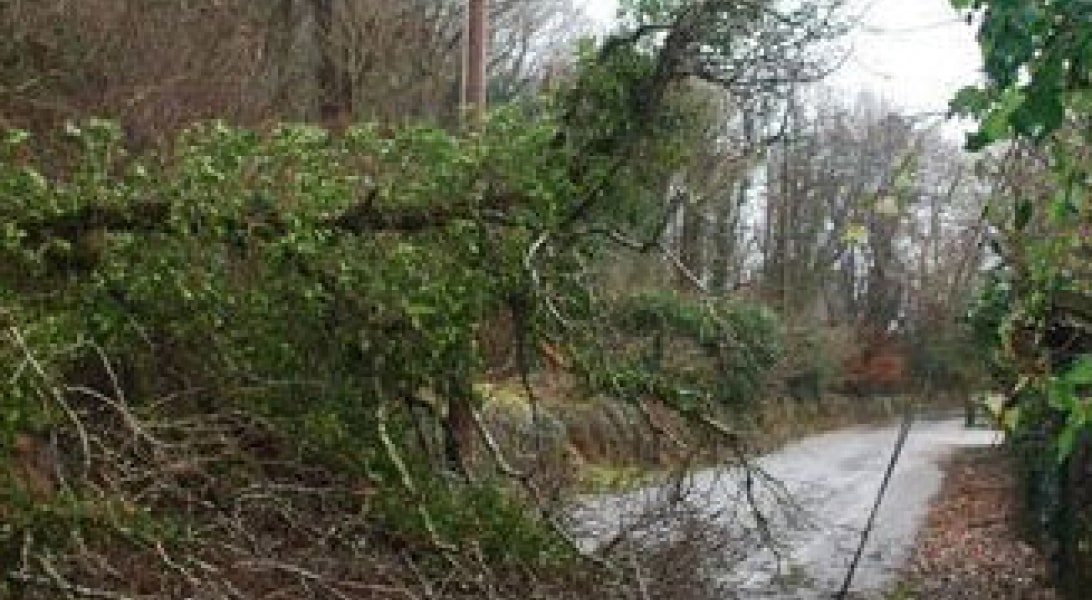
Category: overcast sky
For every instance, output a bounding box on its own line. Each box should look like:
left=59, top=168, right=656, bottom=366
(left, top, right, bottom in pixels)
left=579, top=0, right=983, bottom=116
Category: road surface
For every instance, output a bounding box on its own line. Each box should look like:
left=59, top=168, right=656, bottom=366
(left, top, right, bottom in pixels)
left=570, top=418, right=999, bottom=598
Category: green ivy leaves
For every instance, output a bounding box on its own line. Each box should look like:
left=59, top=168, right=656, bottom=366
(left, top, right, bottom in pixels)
left=1048, top=356, right=1092, bottom=461
left=955, top=0, right=1092, bottom=463
left=2, top=128, right=30, bottom=148
left=951, top=0, right=1092, bottom=149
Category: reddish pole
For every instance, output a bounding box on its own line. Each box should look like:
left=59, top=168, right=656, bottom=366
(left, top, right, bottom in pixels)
left=463, top=0, right=488, bottom=124
left=444, top=0, right=489, bottom=476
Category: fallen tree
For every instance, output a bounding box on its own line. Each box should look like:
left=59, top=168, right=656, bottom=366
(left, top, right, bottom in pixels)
left=0, top=1, right=848, bottom=597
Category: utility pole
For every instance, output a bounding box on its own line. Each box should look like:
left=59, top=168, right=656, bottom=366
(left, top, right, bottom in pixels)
left=442, top=0, right=489, bottom=477
left=462, top=0, right=488, bottom=124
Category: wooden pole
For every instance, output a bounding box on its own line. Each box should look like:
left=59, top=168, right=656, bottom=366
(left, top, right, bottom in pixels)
left=463, top=0, right=488, bottom=124
left=441, top=0, right=489, bottom=476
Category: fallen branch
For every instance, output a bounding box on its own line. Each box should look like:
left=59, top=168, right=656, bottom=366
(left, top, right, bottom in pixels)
left=376, top=400, right=455, bottom=552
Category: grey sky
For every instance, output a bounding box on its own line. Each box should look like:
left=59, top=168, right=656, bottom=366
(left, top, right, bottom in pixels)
left=579, top=0, right=983, bottom=115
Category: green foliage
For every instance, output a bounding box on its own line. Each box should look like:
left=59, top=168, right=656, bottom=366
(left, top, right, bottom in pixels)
left=373, top=478, right=570, bottom=567
left=0, top=92, right=737, bottom=565
left=953, top=0, right=1092, bottom=458
left=0, top=5, right=855, bottom=592
left=0, top=487, right=179, bottom=547
left=966, top=273, right=1016, bottom=382
left=956, top=1, right=1092, bottom=591
left=950, top=0, right=1090, bottom=148
left=596, top=290, right=784, bottom=411
left=1048, top=356, right=1092, bottom=461
left=0, top=113, right=604, bottom=574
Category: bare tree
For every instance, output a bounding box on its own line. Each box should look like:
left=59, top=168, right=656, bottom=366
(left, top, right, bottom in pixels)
left=0, top=0, right=593, bottom=134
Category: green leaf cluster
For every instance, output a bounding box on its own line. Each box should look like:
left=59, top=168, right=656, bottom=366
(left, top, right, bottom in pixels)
left=955, top=0, right=1092, bottom=462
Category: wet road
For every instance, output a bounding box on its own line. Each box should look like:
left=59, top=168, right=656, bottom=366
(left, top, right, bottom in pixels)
left=571, top=418, right=999, bottom=598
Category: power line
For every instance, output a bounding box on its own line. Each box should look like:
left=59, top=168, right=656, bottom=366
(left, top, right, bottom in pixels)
left=846, top=54, right=895, bottom=81
left=860, top=18, right=965, bottom=36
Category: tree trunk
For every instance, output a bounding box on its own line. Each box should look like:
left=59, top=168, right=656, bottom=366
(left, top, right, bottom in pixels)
left=312, top=0, right=352, bottom=121
left=443, top=380, right=475, bottom=477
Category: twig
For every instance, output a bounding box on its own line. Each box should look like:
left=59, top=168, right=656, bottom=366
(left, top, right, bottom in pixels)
left=470, top=406, right=528, bottom=480
left=401, top=551, right=438, bottom=600
left=635, top=399, right=689, bottom=452
left=4, top=323, right=92, bottom=476
left=65, top=385, right=162, bottom=448
left=523, top=232, right=571, bottom=329
left=235, top=559, right=353, bottom=600
left=376, top=401, right=455, bottom=552
left=7, top=571, right=134, bottom=600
